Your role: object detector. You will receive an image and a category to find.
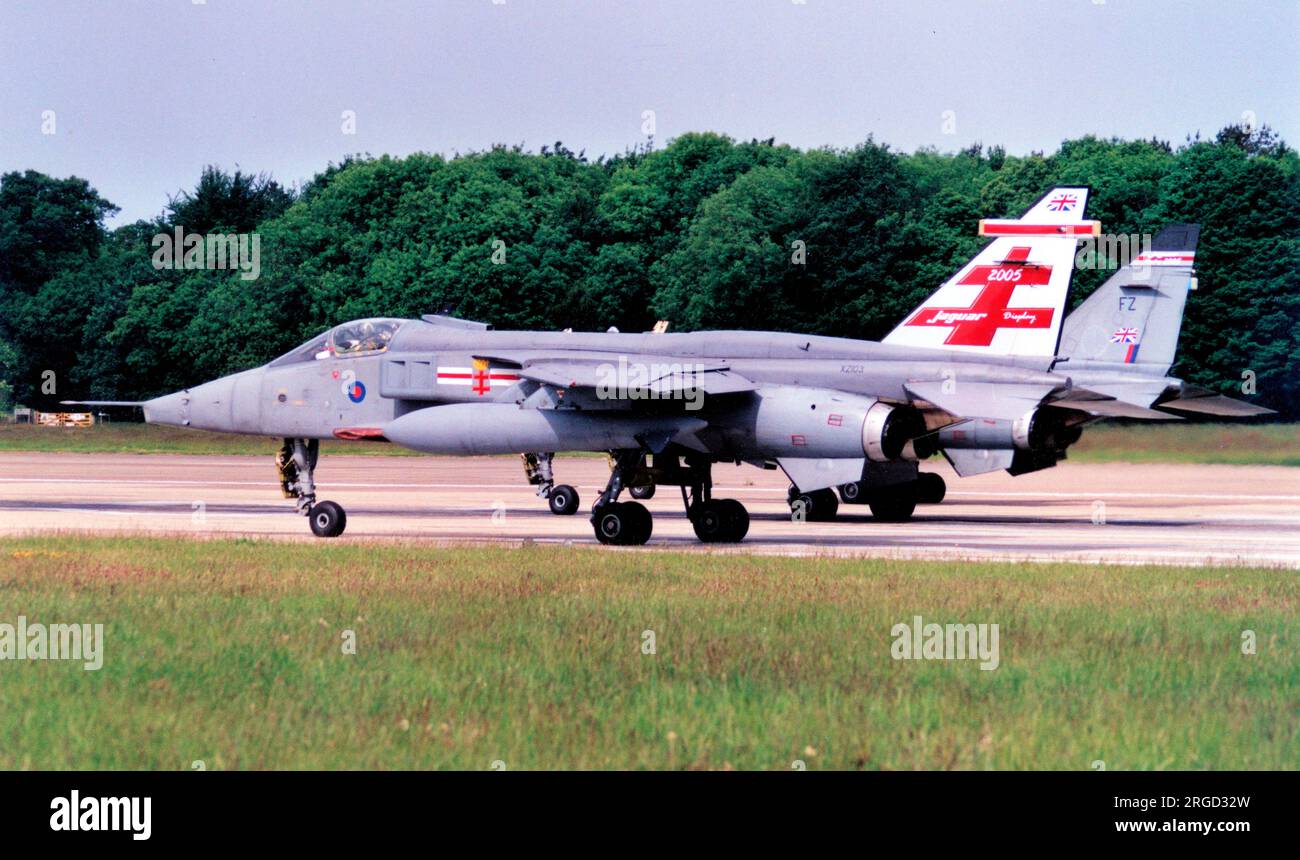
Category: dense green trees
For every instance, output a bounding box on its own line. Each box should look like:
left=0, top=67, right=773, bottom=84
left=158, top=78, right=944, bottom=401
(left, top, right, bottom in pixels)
left=0, top=127, right=1295, bottom=417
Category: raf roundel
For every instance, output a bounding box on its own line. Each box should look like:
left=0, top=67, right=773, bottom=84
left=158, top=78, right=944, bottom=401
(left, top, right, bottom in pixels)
left=347, top=380, right=366, bottom=403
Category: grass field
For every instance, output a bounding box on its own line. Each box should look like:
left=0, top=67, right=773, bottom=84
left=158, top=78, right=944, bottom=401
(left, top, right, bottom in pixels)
left=0, top=420, right=1294, bottom=465
left=0, top=423, right=414, bottom=456
left=1067, top=422, right=1300, bottom=466
left=0, top=537, right=1294, bottom=770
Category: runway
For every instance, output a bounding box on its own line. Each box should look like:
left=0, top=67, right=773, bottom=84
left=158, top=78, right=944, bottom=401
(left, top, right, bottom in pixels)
left=0, top=453, right=1297, bottom=567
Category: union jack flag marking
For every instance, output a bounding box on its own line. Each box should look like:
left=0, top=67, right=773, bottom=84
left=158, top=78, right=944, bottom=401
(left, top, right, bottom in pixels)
left=1110, top=327, right=1140, bottom=344
left=1047, top=194, right=1077, bottom=212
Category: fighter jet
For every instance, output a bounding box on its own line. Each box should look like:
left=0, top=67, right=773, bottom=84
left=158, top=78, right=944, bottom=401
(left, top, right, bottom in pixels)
left=66, top=187, right=1272, bottom=544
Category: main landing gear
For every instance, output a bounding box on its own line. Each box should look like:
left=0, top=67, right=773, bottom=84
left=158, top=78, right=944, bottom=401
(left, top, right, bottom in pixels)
left=277, top=438, right=347, bottom=537
left=788, top=486, right=840, bottom=522
left=522, top=452, right=581, bottom=515
left=791, top=470, right=945, bottom=524
left=589, top=451, right=749, bottom=545
left=818, top=472, right=946, bottom=524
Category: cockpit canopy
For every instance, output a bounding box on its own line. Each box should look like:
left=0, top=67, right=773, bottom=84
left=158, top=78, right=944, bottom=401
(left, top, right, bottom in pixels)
left=269, top=317, right=407, bottom=366
left=329, top=317, right=405, bottom=356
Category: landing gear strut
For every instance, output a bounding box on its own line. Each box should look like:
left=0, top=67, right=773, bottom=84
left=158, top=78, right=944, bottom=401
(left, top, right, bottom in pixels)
left=682, top=456, right=748, bottom=543
left=277, top=438, right=346, bottom=537
left=590, top=450, right=652, bottom=545
left=523, top=452, right=580, bottom=515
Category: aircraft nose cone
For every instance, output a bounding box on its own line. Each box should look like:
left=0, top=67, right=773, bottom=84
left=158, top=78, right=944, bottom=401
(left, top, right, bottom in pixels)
left=184, top=375, right=243, bottom=431
left=142, top=390, right=191, bottom=426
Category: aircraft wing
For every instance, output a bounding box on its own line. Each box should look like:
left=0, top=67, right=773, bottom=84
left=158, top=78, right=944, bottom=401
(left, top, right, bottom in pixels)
left=516, top=357, right=758, bottom=396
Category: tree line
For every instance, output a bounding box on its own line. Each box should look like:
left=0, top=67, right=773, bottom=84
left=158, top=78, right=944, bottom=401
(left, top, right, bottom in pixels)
left=0, top=125, right=1295, bottom=417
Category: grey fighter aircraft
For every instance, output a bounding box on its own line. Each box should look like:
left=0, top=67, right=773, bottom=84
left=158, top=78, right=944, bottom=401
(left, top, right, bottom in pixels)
left=66, top=187, right=1272, bottom=545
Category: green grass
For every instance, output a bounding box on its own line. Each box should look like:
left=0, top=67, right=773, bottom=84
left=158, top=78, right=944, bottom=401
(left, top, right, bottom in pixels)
left=0, top=422, right=417, bottom=456
left=1069, top=422, right=1300, bottom=466
left=1, top=421, right=1294, bottom=465
left=0, top=537, right=1294, bottom=770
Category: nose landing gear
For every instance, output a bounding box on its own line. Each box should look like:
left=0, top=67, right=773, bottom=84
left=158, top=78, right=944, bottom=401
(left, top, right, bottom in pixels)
left=523, top=452, right=582, bottom=515
left=278, top=438, right=347, bottom=537
left=547, top=483, right=581, bottom=515
left=308, top=500, right=347, bottom=537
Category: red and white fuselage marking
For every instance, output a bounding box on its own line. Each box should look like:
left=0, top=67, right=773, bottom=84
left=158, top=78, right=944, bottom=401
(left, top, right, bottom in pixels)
left=435, top=366, right=522, bottom=395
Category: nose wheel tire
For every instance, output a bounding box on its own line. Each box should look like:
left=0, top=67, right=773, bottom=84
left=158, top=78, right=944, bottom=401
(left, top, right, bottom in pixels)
left=838, top=481, right=862, bottom=503
left=593, top=501, right=652, bottom=545
left=548, top=484, right=580, bottom=515
left=308, top=500, right=347, bottom=537
left=629, top=484, right=655, bottom=500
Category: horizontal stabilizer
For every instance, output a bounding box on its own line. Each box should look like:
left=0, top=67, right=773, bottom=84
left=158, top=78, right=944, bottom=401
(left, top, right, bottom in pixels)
left=1156, top=385, right=1276, bottom=417
left=1049, top=386, right=1182, bottom=420
left=943, top=448, right=1014, bottom=477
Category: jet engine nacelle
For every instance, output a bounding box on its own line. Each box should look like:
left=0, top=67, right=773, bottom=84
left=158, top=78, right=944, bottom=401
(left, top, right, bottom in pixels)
left=1012, top=407, right=1083, bottom=451
left=862, top=401, right=931, bottom=462
left=742, top=388, right=929, bottom=461
left=938, top=408, right=1082, bottom=452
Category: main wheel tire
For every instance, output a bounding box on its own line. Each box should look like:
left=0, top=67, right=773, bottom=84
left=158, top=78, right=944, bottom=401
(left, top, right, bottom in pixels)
left=793, top=488, right=839, bottom=522
left=813, top=488, right=840, bottom=521
left=594, top=503, right=626, bottom=544
left=716, top=498, right=750, bottom=542
left=548, top=484, right=580, bottom=515
left=868, top=485, right=917, bottom=522
left=629, top=484, right=655, bottom=500
left=621, top=500, right=653, bottom=544
left=916, top=472, right=947, bottom=504
left=308, top=500, right=347, bottom=537
left=593, top=502, right=651, bottom=545
left=691, top=500, right=729, bottom=542
left=838, top=481, right=863, bottom=503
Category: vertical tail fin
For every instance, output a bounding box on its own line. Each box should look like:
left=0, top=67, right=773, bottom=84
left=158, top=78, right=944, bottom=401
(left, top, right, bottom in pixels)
left=883, top=187, right=1095, bottom=357
left=1058, top=224, right=1199, bottom=375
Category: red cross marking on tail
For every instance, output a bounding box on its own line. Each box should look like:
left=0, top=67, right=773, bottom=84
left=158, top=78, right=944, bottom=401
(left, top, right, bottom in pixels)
left=903, top=259, right=1055, bottom=347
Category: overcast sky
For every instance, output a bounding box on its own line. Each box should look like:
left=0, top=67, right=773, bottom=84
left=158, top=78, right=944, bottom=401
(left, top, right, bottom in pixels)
left=2, top=0, right=1296, bottom=226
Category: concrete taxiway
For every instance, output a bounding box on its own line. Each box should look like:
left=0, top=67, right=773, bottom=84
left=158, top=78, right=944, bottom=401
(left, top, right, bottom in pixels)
left=0, top=453, right=1296, bottom=566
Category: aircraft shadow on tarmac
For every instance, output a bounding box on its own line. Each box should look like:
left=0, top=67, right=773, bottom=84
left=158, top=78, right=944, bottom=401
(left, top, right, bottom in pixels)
left=0, top=500, right=1196, bottom=530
